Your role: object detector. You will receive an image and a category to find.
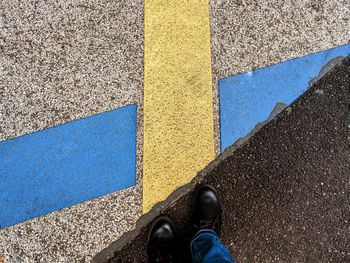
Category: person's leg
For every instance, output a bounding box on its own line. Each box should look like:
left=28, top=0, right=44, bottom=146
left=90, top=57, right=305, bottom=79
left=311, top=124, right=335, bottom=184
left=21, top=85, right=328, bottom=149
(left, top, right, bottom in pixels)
left=190, top=185, right=235, bottom=263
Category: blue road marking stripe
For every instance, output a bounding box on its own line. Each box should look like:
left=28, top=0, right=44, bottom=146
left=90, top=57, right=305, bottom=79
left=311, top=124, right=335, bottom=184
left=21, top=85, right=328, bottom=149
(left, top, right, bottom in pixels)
left=0, top=104, right=137, bottom=228
left=219, top=44, right=350, bottom=152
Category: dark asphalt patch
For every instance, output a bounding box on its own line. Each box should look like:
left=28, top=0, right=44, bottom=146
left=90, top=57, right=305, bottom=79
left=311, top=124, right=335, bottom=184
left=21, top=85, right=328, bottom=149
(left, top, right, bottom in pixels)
left=94, top=57, right=350, bottom=263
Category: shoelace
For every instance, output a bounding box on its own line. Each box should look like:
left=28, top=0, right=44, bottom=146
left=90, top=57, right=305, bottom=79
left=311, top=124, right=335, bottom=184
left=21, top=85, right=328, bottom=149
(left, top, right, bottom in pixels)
left=156, top=253, right=173, bottom=263
left=195, top=215, right=221, bottom=233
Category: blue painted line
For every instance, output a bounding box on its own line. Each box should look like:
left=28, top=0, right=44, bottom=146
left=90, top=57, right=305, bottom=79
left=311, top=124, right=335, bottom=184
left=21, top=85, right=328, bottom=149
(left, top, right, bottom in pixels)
left=219, top=44, right=350, bottom=152
left=0, top=104, right=137, bottom=228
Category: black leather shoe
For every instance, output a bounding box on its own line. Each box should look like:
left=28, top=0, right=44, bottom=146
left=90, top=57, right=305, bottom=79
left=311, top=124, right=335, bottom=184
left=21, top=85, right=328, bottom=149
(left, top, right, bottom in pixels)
left=148, top=216, right=176, bottom=263
left=192, top=185, right=222, bottom=235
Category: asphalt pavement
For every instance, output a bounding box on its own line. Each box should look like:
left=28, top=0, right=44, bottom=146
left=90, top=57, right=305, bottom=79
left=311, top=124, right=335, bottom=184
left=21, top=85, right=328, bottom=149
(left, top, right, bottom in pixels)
left=95, top=57, right=350, bottom=263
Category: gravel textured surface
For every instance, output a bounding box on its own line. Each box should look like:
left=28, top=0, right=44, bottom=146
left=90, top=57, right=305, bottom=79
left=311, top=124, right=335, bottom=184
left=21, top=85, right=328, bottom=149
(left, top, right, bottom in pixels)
left=0, top=0, right=143, bottom=141
left=0, top=187, right=141, bottom=263
left=0, top=0, right=144, bottom=262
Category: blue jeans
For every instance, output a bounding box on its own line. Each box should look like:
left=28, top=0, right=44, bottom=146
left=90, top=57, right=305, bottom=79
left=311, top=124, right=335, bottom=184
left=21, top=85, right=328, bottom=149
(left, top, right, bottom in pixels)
left=190, top=230, right=235, bottom=263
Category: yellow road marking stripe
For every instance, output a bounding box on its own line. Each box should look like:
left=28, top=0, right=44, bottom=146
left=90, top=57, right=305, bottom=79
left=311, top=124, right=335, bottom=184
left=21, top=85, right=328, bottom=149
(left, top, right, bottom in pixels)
left=143, top=0, right=214, bottom=212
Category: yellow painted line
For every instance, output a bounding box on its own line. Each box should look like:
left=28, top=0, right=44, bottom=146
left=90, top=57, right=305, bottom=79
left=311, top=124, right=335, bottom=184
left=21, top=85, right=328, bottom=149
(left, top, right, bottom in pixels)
left=143, top=0, right=214, bottom=212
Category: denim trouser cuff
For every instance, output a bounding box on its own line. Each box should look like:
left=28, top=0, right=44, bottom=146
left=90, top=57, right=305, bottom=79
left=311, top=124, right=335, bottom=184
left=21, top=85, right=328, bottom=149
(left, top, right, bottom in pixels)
left=190, top=229, right=235, bottom=263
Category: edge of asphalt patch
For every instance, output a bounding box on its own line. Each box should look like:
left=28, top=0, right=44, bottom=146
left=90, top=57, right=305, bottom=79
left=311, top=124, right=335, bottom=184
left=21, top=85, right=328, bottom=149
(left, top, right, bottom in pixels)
left=92, top=56, right=350, bottom=263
